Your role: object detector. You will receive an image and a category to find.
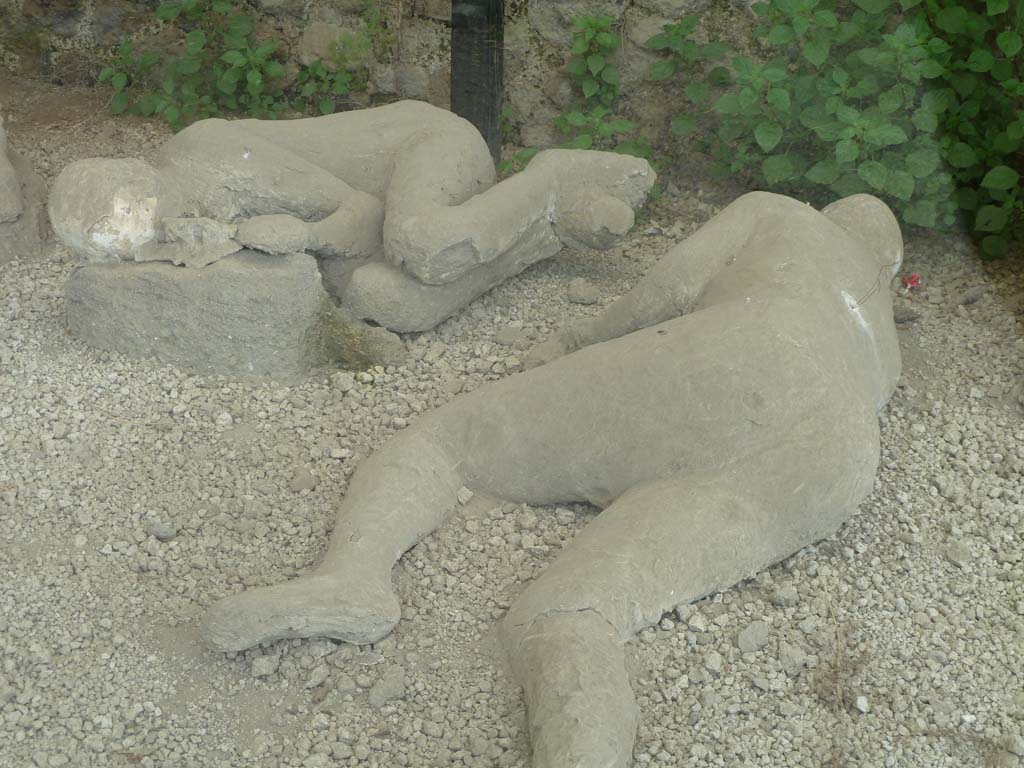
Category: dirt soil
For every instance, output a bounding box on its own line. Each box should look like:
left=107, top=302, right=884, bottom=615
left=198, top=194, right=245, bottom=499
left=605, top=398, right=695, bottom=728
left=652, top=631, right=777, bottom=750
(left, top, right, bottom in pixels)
left=1, top=76, right=1023, bottom=768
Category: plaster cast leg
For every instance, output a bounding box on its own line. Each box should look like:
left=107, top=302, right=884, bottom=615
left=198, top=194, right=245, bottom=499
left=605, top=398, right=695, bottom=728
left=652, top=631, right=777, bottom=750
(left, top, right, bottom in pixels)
left=201, top=426, right=464, bottom=651
left=501, top=425, right=879, bottom=768
left=384, top=144, right=654, bottom=285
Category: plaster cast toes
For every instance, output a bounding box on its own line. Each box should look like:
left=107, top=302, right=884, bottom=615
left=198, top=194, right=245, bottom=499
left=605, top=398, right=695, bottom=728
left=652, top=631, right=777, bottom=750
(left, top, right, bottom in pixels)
left=200, top=572, right=400, bottom=652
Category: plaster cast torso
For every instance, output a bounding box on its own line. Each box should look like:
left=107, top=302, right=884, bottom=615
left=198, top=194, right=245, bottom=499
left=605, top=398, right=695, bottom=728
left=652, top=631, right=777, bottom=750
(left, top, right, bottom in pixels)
left=432, top=198, right=899, bottom=508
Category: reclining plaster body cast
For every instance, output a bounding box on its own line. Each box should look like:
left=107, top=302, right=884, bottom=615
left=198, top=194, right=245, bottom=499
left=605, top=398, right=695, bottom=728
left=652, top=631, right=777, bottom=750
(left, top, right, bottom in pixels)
left=202, top=192, right=904, bottom=768
left=47, top=100, right=654, bottom=331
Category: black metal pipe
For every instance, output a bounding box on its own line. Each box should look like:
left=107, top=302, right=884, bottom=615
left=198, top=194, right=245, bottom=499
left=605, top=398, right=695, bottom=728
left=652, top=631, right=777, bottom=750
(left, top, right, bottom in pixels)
left=451, top=0, right=504, bottom=164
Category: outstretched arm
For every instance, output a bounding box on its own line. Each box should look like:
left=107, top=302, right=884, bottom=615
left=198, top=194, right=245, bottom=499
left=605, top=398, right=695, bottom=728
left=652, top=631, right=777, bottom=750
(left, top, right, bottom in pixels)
left=526, top=191, right=806, bottom=367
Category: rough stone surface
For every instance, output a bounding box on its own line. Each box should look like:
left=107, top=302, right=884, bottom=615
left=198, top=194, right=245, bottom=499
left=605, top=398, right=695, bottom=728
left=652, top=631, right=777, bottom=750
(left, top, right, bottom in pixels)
left=736, top=620, right=770, bottom=653
left=65, top=251, right=403, bottom=379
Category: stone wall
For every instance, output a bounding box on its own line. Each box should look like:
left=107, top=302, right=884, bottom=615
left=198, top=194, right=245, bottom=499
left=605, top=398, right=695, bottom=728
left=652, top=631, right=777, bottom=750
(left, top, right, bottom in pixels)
left=0, top=0, right=756, bottom=150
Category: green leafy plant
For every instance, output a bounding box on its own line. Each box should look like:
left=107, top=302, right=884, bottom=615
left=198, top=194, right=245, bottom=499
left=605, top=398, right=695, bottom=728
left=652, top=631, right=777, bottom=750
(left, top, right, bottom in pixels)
left=556, top=14, right=651, bottom=157
left=361, top=0, right=394, bottom=59
left=98, top=41, right=161, bottom=115
left=98, top=0, right=289, bottom=129
left=152, top=0, right=288, bottom=127
left=648, top=0, right=1023, bottom=257
left=293, top=60, right=355, bottom=115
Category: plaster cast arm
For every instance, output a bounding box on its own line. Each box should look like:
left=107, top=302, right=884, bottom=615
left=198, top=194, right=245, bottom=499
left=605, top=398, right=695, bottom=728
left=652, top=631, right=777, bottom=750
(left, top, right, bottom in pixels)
left=526, top=191, right=782, bottom=367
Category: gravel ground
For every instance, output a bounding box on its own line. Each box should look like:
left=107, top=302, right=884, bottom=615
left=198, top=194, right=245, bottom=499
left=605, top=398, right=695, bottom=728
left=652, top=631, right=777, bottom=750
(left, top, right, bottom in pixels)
left=2, top=80, right=1024, bottom=768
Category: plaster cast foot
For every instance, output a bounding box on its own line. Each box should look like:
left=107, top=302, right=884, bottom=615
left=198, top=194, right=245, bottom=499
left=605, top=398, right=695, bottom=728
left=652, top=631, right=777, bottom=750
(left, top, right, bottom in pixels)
left=511, top=612, right=637, bottom=768
left=201, top=570, right=400, bottom=651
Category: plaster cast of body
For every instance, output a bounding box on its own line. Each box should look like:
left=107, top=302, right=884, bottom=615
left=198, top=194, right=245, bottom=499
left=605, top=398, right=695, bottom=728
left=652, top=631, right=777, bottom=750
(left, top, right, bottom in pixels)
left=47, top=100, right=654, bottom=331
left=202, top=191, right=903, bottom=768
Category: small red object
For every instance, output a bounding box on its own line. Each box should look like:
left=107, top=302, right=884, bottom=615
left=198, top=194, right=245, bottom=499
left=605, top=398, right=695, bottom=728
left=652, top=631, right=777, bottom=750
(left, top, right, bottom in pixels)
left=901, top=273, right=921, bottom=289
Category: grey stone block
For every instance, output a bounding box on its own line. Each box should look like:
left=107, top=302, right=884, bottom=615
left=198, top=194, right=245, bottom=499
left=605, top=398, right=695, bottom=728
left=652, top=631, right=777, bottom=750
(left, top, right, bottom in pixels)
left=65, top=251, right=404, bottom=380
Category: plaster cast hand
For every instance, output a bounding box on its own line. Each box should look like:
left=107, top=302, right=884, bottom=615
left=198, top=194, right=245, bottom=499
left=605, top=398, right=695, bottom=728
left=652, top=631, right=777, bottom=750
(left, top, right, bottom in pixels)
left=523, top=326, right=579, bottom=369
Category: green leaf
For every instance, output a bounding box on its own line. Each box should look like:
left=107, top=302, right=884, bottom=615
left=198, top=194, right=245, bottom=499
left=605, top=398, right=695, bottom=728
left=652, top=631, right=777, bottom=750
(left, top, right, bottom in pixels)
left=137, top=92, right=163, bottom=116
left=254, top=40, right=279, bottom=58
left=966, top=50, right=994, bottom=73
left=685, top=82, right=709, bottom=103
left=803, top=39, right=829, bottom=67
left=570, top=37, right=590, bottom=55
left=211, top=0, right=234, bottom=11
left=318, top=97, right=334, bottom=115
left=762, top=155, right=799, bottom=184
left=163, top=105, right=180, bottom=124
left=228, top=13, right=254, bottom=37
left=713, top=93, right=742, bottom=114
left=836, top=139, right=860, bottom=163
left=935, top=7, right=968, bottom=34
left=99, top=66, right=114, bottom=83
left=111, top=72, right=128, bottom=91
left=650, top=59, right=677, bottom=81
left=155, top=2, right=182, bottom=20
left=587, top=53, right=605, bottom=75
left=264, top=61, right=285, bottom=79
left=582, top=78, right=599, bottom=99
left=920, top=89, right=955, bottom=114
left=671, top=115, right=697, bottom=135
left=805, top=160, right=841, bottom=184
left=605, top=118, right=636, bottom=134
left=184, top=29, right=206, bottom=55
left=754, top=122, right=784, bottom=152
left=885, top=170, right=915, bottom=200
left=911, top=109, right=938, bottom=133
left=986, top=0, right=1010, bottom=12
left=981, top=235, right=1009, bottom=258
left=917, top=59, right=946, bottom=79
left=813, top=9, right=838, bottom=27
left=863, top=123, right=907, bottom=147
left=905, top=148, right=940, bottom=178
left=980, top=165, right=1020, bottom=191
left=596, top=31, right=618, bottom=50
left=852, top=0, right=891, bottom=12
left=858, top=161, right=888, bottom=190
left=601, top=66, right=619, bottom=85
left=946, top=142, right=979, bottom=168
left=221, top=50, right=246, bottom=66
left=763, top=62, right=788, bottom=83
left=565, top=58, right=587, bottom=76
left=766, top=24, right=795, bottom=44
left=300, top=81, right=317, bottom=97
left=561, top=133, right=594, bottom=150
left=835, top=104, right=859, bottom=125
left=877, top=87, right=902, bottom=113
left=997, top=31, right=1022, bottom=57
left=110, top=91, right=130, bottom=114
left=564, top=111, right=588, bottom=127
left=767, top=88, right=791, bottom=111
left=975, top=205, right=1009, bottom=232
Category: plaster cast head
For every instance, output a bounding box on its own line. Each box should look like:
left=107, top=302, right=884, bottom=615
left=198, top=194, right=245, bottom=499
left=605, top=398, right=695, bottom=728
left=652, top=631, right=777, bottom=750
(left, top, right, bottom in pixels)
left=821, top=194, right=904, bottom=279
left=49, top=158, right=182, bottom=263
